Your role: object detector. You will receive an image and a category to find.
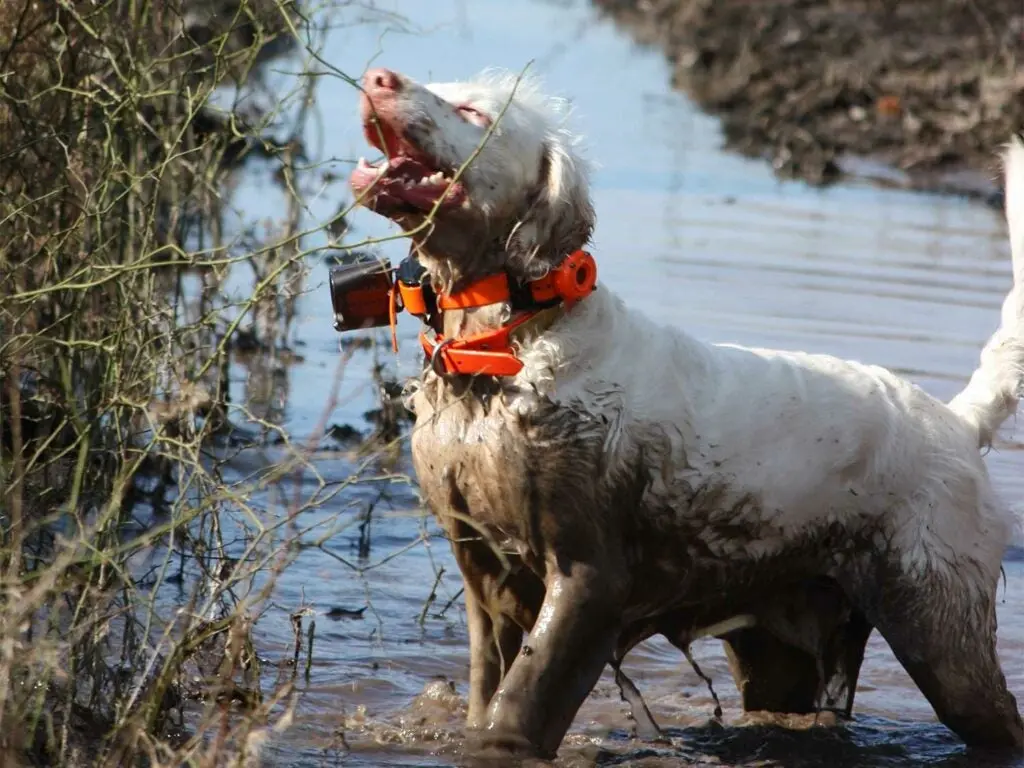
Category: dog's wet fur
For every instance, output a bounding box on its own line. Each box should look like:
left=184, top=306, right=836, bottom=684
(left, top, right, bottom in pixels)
left=350, top=67, right=1024, bottom=759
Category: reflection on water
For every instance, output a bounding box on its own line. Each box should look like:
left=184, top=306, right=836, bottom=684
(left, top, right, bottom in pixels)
left=216, top=0, right=1024, bottom=765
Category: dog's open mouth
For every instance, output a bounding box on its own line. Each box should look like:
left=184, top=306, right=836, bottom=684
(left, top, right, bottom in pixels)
left=350, top=117, right=467, bottom=214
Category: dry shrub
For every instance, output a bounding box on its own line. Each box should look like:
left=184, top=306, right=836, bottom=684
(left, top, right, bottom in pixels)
left=0, top=0, right=365, bottom=764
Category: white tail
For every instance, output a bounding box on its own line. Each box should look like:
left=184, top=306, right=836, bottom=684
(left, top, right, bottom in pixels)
left=948, top=135, right=1024, bottom=447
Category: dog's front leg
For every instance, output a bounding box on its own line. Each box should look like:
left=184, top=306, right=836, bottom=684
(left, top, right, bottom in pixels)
left=464, top=586, right=523, bottom=728
left=476, top=560, right=624, bottom=758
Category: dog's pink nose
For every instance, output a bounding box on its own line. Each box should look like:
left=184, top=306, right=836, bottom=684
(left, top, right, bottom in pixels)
left=364, top=68, right=402, bottom=94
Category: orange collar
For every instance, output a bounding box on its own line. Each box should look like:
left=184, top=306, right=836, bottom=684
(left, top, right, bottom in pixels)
left=392, top=250, right=597, bottom=377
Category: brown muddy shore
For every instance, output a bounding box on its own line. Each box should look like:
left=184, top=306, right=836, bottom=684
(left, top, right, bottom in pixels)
left=592, top=0, right=1024, bottom=206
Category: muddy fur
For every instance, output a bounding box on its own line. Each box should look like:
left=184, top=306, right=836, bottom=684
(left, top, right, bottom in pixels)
left=350, top=68, right=1024, bottom=759
left=407, top=371, right=1020, bottom=756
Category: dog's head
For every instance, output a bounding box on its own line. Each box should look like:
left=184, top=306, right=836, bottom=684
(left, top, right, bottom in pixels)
left=350, top=68, right=594, bottom=287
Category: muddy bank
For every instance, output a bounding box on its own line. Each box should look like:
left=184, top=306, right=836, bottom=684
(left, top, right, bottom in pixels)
left=593, top=0, right=1024, bottom=205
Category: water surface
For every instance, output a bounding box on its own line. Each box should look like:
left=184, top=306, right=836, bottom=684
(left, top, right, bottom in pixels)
left=218, top=1, right=1024, bottom=764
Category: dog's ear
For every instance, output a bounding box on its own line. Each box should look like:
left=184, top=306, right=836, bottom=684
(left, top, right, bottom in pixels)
left=506, top=140, right=594, bottom=278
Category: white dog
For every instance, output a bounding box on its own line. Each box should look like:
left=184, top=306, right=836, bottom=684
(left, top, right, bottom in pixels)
left=348, top=67, right=1024, bottom=759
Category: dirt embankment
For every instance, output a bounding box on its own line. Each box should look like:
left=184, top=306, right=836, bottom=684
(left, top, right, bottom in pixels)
left=593, top=0, right=1024, bottom=205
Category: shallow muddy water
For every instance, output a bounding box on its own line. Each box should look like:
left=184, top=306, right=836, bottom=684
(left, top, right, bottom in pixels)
left=215, top=1, right=1024, bottom=765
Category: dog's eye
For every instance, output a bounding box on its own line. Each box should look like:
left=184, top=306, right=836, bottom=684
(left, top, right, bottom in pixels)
left=455, top=104, right=491, bottom=127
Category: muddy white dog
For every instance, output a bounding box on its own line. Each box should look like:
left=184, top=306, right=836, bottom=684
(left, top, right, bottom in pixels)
left=347, top=67, right=1024, bottom=758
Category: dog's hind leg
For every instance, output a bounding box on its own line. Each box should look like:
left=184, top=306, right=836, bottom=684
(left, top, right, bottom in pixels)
left=718, top=579, right=873, bottom=716
left=822, top=607, right=873, bottom=718
left=719, top=626, right=826, bottom=714
left=854, top=560, right=1023, bottom=750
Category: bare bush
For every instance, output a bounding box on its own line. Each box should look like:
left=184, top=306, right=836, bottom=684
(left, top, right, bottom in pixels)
left=0, top=1, right=395, bottom=764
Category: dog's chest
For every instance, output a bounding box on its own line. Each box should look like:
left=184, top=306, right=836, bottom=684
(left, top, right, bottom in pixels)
left=409, top=384, right=606, bottom=554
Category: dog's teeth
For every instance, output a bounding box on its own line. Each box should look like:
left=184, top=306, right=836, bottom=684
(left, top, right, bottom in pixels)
left=428, top=172, right=444, bottom=184
left=357, top=156, right=367, bottom=168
